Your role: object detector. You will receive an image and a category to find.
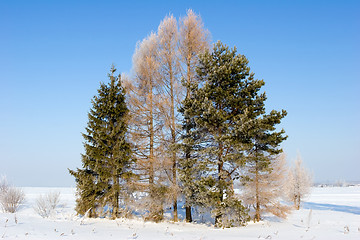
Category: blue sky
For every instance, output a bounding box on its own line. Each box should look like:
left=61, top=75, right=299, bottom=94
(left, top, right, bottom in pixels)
left=0, top=0, right=359, bottom=186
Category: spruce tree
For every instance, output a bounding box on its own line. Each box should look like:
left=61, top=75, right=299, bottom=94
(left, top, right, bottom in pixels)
left=69, top=66, right=133, bottom=218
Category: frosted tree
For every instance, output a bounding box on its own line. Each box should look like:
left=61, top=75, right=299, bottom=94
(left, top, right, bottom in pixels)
left=178, top=9, right=210, bottom=222
left=242, top=154, right=291, bottom=221
left=157, top=15, right=182, bottom=221
left=286, top=154, right=312, bottom=210
left=179, top=9, right=210, bottom=91
left=127, top=11, right=210, bottom=222
left=126, top=33, right=167, bottom=222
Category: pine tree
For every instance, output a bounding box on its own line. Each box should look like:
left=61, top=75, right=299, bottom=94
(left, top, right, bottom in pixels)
left=69, top=66, right=133, bottom=218
left=239, top=100, right=287, bottom=222
left=183, top=41, right=272, bottom=226
left=286, top=154, right=312, bottom=210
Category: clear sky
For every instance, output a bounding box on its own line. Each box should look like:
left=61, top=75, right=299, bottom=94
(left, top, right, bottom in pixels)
left=1, top=0, right=359, bottom=187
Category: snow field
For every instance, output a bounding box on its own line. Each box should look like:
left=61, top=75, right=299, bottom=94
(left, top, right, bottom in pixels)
left=0, top=186, right=359, bottom=239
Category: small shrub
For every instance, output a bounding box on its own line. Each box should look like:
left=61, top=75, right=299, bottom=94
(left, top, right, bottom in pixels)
left=34, top=192, right=60, bottom=218
left=47, top=191, right=60, bottom=210
left=213, top=198, right=250, bottom=228
left=0, top=187, right=25, bottom=213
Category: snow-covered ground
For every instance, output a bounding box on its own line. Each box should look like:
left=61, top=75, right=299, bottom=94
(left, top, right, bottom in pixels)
left=1, top=186, right=359, bottom=239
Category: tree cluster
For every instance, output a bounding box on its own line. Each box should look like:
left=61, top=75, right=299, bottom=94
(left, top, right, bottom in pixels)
left=69, top=10, right=312, bottom=227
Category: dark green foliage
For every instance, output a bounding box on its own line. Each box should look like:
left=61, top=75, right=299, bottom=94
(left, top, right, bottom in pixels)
left=178, top=87, right=203, bottom=222
left=181, top=41, right=254, bottom=226
left=68, top=168, right=100, bottom=217
left=179, top=75, right=216, bottom=222
left=180, top=41, right=287, bottom=227
left=68, top=40, right=287, bottom=227
left=69, top=66, right=134, bottom=218
left=240, top=74, right=287, bottom=222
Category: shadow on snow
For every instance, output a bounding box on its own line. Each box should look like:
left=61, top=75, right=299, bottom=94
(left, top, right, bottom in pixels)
left=303, top=202, right=360, bottom=215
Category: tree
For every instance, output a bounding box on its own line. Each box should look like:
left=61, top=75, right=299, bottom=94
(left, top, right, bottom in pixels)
left=178, top=9, right=210, bottom=222
left=126, top=33, right=167, bottom=222
left=242, top=154, right=291, bottom=221
left=286, top=154, right=312, bottom=210
left=183, top=41, right=272, bottom=226
left=127, top=11, right=210, bottom=222
left=239, top=97, right=287, bottom=222
left=157, top=14, right=181, bottom=222
left=69, top=66, right=133, bottom=218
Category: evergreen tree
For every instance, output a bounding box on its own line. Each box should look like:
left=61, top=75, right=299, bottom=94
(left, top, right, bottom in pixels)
left=69, top=66, right=133, bottom=218
left=183, top=41, right=271, bottom=226
left=240, top=99, right=287, bottom=222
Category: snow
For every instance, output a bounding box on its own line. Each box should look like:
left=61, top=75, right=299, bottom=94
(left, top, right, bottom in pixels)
left=1, top=186, right=359, bottom=239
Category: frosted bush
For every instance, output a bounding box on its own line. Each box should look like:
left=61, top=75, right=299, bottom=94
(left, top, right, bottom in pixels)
left=0, top=187, right=25, bottom=213
left=34, top=192, right=60, bottom=218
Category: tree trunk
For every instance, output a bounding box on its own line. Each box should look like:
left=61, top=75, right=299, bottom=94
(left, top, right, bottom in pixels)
left=297, top=195, right=300, bottom=210
left=113, top=176, right=119, bottom=218
left=172, top=163, right=178, bottom=222
left=169, top=65, right=178, bottom=222
left=254, top=160, right=260, bottom=222
left=149, top=78, right=156, bottom=218
left=185, top=205, right=192, bottom=222
left=184, top=149, right=192, bottom=222
left=215, top=141, right=224, bottom=226
left=184, top=63, right=193, bottom=223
